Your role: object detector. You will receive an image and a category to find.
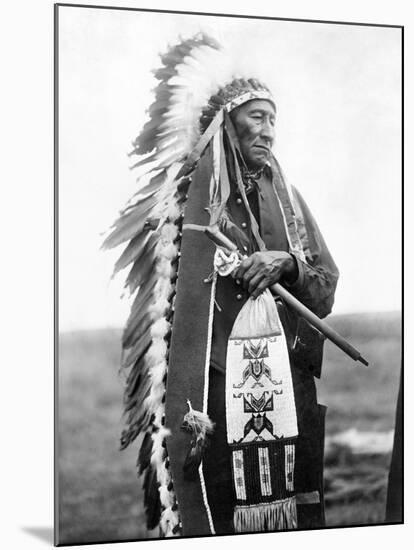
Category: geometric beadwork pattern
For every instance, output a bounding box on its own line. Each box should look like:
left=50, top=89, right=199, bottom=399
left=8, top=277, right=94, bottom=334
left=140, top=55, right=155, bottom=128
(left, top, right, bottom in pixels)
left=232, top=450, right=247, bottom=501
left=258, top=447, right=272, bottom=496
left=230, top=440, right=297, bottom=505
left=226, top=331, right=298, bottom=443
left=285, top=443, right=295, bottom=492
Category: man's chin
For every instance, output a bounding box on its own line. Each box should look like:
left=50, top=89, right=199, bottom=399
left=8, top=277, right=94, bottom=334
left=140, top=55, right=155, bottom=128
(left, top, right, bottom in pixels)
left=247, top=156, right=268, bottom=170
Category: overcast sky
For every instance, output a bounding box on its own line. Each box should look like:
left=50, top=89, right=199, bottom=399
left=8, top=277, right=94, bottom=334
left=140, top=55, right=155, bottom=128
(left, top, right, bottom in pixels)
left=58, top=6, right=401, bottom=331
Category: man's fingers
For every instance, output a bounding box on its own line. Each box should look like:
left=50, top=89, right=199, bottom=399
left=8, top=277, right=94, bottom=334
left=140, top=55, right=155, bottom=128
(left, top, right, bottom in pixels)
left=248, top=272, right=266, bottom=296
left=234, top=255, right=254, bottom=279
left=242, top=264, right=261, bottom=287
left=251, top=277, right=270, bottom=300
left=249, top=264, right=283, bottom=297
left=230, top=251, right=295, bottom=297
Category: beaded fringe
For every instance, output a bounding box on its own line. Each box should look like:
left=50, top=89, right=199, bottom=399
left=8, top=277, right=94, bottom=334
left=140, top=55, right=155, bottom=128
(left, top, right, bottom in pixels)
left=233, top=496, right=297, bottom=533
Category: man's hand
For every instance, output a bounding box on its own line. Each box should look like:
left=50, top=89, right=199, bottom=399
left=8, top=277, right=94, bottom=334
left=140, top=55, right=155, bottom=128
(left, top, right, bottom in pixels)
left=233, top=251, right=298, bottom=299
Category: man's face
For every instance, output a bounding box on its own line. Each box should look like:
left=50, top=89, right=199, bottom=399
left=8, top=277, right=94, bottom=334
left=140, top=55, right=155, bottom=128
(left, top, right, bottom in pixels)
left=231, top=99, right=275, bottom=170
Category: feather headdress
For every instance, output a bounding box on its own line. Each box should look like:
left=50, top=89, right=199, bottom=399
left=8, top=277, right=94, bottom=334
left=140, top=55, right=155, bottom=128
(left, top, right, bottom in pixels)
left=103, top=33, right=277, bottom=537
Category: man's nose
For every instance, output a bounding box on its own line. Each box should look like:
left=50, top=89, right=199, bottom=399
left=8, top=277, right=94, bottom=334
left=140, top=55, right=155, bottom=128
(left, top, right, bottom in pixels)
left=260, top=118, right=274, bottom=143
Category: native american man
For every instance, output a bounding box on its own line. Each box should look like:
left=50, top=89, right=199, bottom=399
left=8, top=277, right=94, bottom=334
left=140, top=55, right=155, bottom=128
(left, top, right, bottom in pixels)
left=104, top=34, right=339, bottom=538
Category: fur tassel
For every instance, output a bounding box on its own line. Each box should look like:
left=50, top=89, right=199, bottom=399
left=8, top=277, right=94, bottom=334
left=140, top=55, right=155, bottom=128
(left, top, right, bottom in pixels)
left=182, top=400, right=215, bottom=435
left=233, top=497, right=298, bottom=533
left=181, top=400, right=215, bottom=480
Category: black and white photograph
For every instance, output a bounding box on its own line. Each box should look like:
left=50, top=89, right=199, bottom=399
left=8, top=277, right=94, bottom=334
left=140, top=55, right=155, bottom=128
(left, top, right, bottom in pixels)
left=55, top=3, right=402, bottom=546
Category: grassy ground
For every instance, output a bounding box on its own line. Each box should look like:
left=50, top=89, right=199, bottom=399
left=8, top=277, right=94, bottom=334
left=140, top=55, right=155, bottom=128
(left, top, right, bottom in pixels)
left=319, top=311, right=401, bottom=527
left=318, top=312, right=401, bottom=434
left=57, top=330, right=148, bottom=545
left=57, top=311, right=401, bottom=544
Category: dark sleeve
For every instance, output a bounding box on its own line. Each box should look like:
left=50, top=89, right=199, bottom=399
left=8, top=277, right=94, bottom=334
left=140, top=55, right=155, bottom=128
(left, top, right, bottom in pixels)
left=284, top=187, right=339, bottom=319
